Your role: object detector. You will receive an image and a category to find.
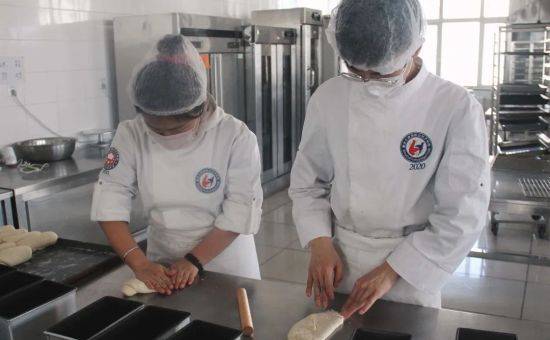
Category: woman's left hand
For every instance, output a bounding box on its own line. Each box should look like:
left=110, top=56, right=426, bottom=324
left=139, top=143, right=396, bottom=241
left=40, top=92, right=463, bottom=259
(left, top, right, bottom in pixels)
left=169, top=259, right=199, bottom=289
left=340, top=262, right=399, bottom=319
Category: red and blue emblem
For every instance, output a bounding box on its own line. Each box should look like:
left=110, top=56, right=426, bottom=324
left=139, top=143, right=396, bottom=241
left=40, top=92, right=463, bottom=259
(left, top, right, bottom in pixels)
left=103, top=147, right=120, bottom=171
left=400, top=132, right=432, bottom=163
left=195, top=168, right=221, bottom=193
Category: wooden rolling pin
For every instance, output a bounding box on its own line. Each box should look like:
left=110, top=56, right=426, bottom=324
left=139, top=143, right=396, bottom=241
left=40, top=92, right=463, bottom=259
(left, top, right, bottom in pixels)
left=237, top=287, right=254, bottom=337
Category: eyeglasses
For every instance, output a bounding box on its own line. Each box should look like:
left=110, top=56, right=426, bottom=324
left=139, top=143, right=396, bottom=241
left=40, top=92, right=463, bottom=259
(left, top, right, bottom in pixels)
left=340, top=63, right=408, bottom=85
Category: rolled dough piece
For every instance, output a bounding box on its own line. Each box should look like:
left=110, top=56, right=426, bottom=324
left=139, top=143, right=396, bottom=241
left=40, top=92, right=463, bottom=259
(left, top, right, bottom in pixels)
left=0, top=225, right=15, bottom=233
left=122, top=278, right=156, bottom=297
left=0, top=229, right=27, bottom=242
left=16, top=231, right=58, bottom=250
left=0, top=242, right=16, bottom=251
left=0, top=246, right=32, bottom=266
left=3, top=230, right=38, bottom=244
left=288, top=310, right=344, bottom=340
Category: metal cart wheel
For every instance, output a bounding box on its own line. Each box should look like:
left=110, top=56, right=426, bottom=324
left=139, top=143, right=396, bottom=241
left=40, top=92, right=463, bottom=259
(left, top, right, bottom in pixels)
left=490, top=212, right=499, bottom=236
left=538, top=225, right=547, bottom=239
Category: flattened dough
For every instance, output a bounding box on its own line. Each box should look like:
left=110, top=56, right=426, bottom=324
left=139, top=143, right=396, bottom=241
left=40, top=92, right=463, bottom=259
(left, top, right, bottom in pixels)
left=122, top=278, right=156, bottom=297
left=0, top=246, right=32, bottom=266
left=288, top=310, right=344, bottom=340
left=0, top=229, right=27, bottom=242
left=0, top=242, right=16, bottom=251
left=16, top=231, right=58, bottom=250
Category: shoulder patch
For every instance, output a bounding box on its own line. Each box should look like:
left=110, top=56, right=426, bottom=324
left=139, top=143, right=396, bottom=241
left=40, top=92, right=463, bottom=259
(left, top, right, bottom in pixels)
left=103, top=147, right=120, bottom=171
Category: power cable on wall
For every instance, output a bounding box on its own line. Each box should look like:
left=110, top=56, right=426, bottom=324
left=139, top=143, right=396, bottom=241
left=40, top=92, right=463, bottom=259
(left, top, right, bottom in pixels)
left=9, top=88, right=63, bottom=138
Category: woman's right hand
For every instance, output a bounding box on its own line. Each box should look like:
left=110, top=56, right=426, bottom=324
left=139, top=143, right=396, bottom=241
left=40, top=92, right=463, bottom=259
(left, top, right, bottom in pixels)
left=307, top=237, right=344, bottom=308
left=132, top=260, right=174, bottom=295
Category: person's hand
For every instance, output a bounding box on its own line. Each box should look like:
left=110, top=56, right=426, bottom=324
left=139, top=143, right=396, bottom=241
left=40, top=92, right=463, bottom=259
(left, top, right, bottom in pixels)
left=169, top=259, right=199, bottom=289
left=307, top=237, right=344, bottom=308
left=132, top=260, right=174, bottom=295
left=340, top=262, right=399, bottom=318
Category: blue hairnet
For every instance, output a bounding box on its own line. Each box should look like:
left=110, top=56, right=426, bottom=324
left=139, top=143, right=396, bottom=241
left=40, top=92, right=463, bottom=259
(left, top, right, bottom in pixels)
left=326, top=0, right=425, bottom=74
left=129, top=34, right=208, bottom=116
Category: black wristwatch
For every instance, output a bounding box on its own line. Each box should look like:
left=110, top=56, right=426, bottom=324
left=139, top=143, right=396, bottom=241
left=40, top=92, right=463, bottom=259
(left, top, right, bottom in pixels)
left=185, top=253, right=204, bottom=278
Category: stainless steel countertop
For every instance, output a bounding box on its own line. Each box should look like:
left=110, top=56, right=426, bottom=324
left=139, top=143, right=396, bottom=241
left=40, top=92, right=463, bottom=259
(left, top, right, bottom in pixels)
left=77, top=266, right=550, bottom=340
left=0, top=189, right=12, bottom=201
left=0, top=146, right=107, bottom=195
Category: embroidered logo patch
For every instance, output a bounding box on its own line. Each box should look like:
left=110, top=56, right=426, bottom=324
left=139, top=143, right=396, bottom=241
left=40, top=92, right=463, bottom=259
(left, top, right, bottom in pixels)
left=103, top=147, right=120, bottom=171
left=195, top=168, right=221, bottom=193
left=400, top=132, right=433, bottom=164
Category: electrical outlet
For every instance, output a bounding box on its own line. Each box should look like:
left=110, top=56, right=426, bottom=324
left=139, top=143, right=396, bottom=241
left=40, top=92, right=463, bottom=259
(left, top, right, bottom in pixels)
left=0, top=56, right=24, bottom=87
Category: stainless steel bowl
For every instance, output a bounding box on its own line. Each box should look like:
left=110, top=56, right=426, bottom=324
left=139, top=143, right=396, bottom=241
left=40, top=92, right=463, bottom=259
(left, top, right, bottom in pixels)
left=13, top=137, right=76, bottom=162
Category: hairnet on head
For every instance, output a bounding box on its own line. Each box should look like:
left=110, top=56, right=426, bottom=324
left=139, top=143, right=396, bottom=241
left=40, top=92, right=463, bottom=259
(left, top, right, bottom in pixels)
left=326, top=0, right=425, bottom=75
left=128, top=34, right=208, bottom=116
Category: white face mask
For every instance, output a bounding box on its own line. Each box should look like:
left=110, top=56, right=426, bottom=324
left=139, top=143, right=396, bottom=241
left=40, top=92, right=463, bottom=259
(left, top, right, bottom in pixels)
left=146, top=119, right=201, bottom=151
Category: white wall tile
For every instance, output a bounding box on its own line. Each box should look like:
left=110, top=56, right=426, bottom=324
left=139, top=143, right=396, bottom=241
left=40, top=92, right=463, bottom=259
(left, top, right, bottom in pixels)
left=25, top=72, right=57, bottom=104
left=0, top=6, right=20, bottom=39
left=25, top=102, right=59, bottom=138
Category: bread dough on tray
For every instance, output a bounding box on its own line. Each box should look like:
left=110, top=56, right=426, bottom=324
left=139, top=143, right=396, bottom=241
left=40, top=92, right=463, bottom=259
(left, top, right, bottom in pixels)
left=16, top=231, right=58, bottom=250
left=288, top=310, right=344, bottom=340
left=0, top=246, right=32, bottom=266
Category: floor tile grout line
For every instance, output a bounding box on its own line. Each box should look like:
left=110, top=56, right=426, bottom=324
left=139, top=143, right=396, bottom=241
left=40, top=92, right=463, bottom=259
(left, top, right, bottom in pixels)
left=259, top=247, right=287, bottom=266
left=519, top=235, right=533, bottom=320
left=451, top=271, right=529, bottom=284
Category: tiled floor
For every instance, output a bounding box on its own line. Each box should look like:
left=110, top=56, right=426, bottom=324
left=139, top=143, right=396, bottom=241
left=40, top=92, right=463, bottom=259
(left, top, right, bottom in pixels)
left=258, top=189, right=550, bottom=324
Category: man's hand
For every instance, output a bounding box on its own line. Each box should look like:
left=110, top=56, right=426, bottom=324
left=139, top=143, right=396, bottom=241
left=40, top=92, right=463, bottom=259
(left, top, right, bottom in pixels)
left=169, top=259, right=199, bottom=289
left=340, top=262, right=399, bottom=318
left=307, top=237, right=344, bottom=308
left=132, top=260, right=174, bottom=295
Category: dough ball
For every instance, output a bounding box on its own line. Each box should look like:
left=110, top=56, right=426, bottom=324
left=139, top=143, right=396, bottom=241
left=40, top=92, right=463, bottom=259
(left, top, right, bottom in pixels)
left=0, top=246, right=32, bottom=266
left=0, top=229, right=28, bottom=242
left=0, top=242, right=16, bottom=251
left=288, top=310, right=344, bottom=340
left=17, top=231, right=58, bottom=250
left=121, top=278, right=155, bottom=297
left=0, top=225, right=15, bottom=234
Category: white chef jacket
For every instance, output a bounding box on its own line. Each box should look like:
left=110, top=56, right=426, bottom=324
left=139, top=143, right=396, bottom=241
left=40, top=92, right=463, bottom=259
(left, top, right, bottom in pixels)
left=91, top=104, right=263, bottom=279
left=290, top=63, right=490, bottom=297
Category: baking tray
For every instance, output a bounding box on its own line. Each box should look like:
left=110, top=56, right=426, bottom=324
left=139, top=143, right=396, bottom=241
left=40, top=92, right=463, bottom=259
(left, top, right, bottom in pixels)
left=0, top=271, right=43, bottom=299
left=352, top=328, right=412, bottom=340
left=15, top=239, right=120, bottom=286
left=45, top=296, right=144, bottom=340
left=456, top=327, right=517, bottom=340
left=168, top=320, right=243, bottom=340
left=0, top=264, right=15, bottom=277
left=0, top=280, right=76, bottom=340
left=90, top=306, right=191, bottom=340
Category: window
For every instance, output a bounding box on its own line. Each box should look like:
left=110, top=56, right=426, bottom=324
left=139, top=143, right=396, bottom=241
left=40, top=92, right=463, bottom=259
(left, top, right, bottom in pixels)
left=421, top=0, right=508, bottom=87
left=420, top=25, right=439, bottom=72
left=441, top=22, right=480, bottom=86
left=443, top=0, right=481, bottom=19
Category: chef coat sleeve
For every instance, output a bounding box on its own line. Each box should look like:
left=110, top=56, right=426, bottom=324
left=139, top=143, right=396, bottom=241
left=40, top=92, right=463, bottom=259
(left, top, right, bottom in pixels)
left=90, top=122, right=138, bottom=223
left=289, top=97, right=334, bottom=248
left=387, top=95, right=490, bottom=294
left=214, top=126, right=263, bottom=235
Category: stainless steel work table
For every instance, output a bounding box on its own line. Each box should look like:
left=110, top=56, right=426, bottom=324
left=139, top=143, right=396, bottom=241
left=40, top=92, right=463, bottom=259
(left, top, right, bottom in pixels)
left=77, top=266, right=550, bottom=340
left=0, top=188, right=14, bottom=225
left=0, top=146, right=107, bottom=229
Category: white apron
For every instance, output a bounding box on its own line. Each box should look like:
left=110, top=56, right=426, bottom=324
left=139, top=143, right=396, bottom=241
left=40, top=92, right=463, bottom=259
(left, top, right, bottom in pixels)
left=334, top=227, right=441, bottom=308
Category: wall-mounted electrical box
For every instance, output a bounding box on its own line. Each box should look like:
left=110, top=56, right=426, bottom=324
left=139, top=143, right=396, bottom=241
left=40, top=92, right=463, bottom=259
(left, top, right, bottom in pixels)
left=0, top=57, right=24, bottom=87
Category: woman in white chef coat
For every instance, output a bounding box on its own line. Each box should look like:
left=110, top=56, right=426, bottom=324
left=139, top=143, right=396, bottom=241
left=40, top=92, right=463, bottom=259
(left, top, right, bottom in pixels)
left=290, top=0, right=490, bottom=317
left=91, top=34, right=262, bottom=294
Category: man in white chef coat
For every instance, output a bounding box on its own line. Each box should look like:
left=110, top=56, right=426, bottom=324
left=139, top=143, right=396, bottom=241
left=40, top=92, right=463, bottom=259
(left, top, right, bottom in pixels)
left=91, top=34, right=262, bottom=295
left=290, top=0, right=490, bottom=317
